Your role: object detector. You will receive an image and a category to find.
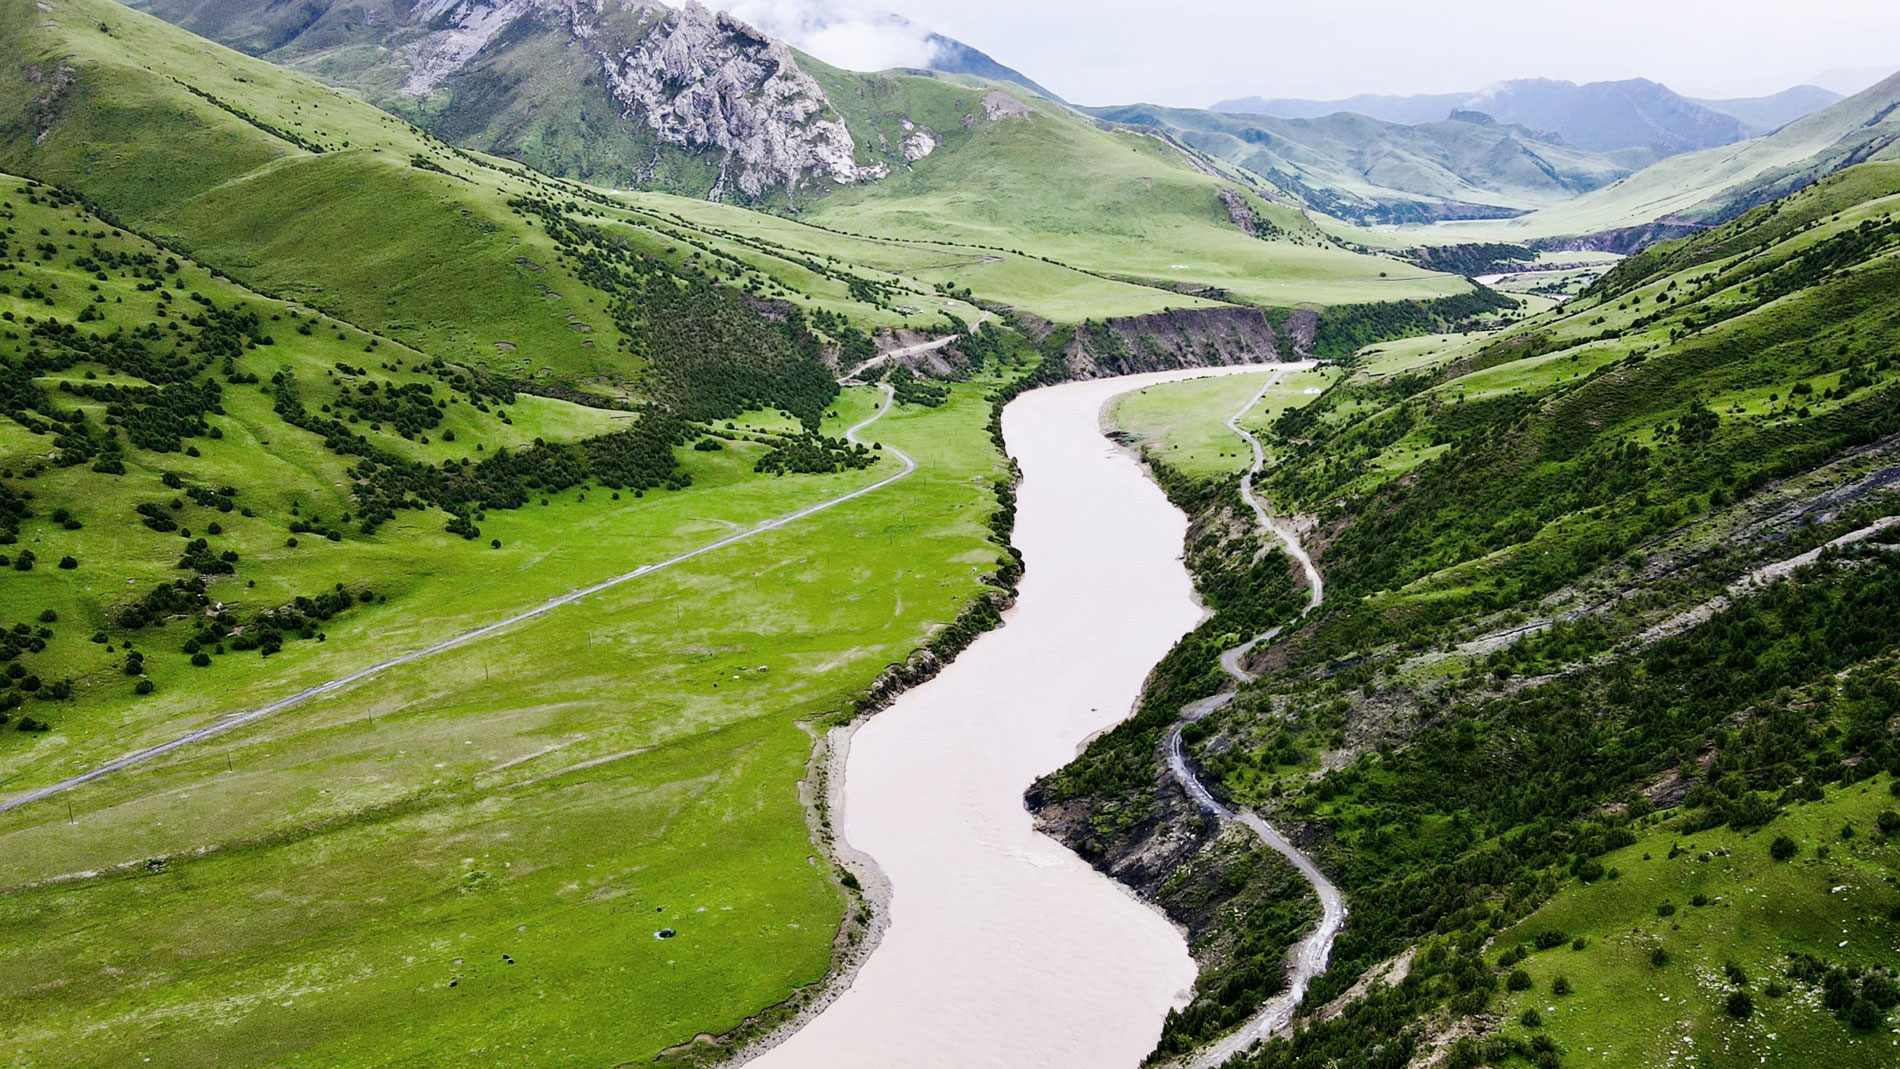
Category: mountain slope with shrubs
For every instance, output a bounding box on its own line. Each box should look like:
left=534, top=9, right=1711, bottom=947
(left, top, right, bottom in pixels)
left=1033, top=161, right=1900, bottom=1067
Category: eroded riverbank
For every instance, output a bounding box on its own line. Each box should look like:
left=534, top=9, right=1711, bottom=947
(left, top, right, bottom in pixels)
left=750, top=367, right=1283, bottom=1069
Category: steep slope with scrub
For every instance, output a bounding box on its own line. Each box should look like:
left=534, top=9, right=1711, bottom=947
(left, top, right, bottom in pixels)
left=1036, top=161, right=1900, bottom=1068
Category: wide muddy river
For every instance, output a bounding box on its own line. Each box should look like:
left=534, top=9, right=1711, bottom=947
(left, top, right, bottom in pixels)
left=753, top=366, right=1279, bottom=1069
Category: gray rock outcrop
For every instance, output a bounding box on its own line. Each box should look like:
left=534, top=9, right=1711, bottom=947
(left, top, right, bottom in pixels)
left=398, top=0, right=883, bottom=198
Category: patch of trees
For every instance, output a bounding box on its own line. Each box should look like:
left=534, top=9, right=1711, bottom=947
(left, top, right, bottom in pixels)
left=887, top=365, right=948, bottom=408
left=175, top=537, right=238, bottom=575
left=0, top=482, right=26, bottom=544
left=270, top=369, right=689, bottom=535
left=810, top=308, right=876, bottom=368
left=116, top=578, right=209, bottom=630
left=1311, top=286, right=1518, bottom=359
left=3, top=297, right=270, bottom=470
left=1786, top=954, right=1900, bottom=1032
left=216, top=585, right=373, bottom=658
left=508, top=195, right=842, bottom=429
left=754, top=434, right=875, bottom=476
left=1404, top=243, right=1535, bottom=277
left=423, top=357, right=518, bottom=408
left=331, top=378, right=443, bottom=438
left=1, top=615, right=72, bottom=723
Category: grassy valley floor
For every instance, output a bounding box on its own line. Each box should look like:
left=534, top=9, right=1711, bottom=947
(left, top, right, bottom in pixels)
left=0, top=369, right=1014, bottom=1066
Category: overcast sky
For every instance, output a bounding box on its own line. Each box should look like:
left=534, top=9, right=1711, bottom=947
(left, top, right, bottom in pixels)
left=734, top=0, right=1900, bottom=107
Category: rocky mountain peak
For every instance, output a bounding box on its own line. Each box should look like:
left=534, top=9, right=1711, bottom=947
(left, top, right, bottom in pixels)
left=394, top=0, right=881, bottom=199
left=606, top=1, right=884, bottom=198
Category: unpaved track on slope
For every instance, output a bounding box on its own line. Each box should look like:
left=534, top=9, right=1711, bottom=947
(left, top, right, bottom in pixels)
left=1164, top=364, right=1347, bottom=1069
left=0, top=386, right=910, bottom=815
left=840, top=334, right=963, bottom=381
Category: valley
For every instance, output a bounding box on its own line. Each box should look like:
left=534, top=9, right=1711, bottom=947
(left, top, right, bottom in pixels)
left=2, top=1, right=1897, bottom=1067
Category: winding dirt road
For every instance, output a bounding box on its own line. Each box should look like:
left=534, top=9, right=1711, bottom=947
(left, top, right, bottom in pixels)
left=1164, top=364, right=1347, bottom=1069
left=0, top=385, right=910, bottom=816
left=841, top=334, right=964, bottom=381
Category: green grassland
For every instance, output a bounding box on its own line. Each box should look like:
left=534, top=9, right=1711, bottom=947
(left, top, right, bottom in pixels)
left=0, top=0, right=1008, bottom=374
left=1489, top=777, right=1900, bottom=1068
left=617, top=188, right=1209, bottom=324
left=1109, top=366, right=1343, bottom=480
left=0, top=366, right=1012, bottom=1067
left=0, top=180, right=1022, bottom=1064
left=1109, top=372, right=1277, bottom=479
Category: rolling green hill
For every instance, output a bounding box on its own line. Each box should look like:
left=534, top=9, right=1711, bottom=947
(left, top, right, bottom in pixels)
left=102, top=0, right=1470, bottom=313
left=803, top=92, right=1468, bottom=309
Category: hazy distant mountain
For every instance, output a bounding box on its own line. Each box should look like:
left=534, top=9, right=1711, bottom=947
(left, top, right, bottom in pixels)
left=1215, top=78, right=1751, bottom=157
left=1465, top=79, right=1746, bottom=154
left=1436, top=69, right=1900, bottom=243
left=1091, top=104, right=1633, bottom=225
left=1211, top=92, right=1468, bottom=126
left=1692, top=86, right=1845, bottom=132
left=921, top=32, right=1063, bottom=101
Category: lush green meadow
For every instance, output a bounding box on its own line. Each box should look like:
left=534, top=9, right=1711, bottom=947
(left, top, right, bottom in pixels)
left=1490, top=778, right=1900, bottom=1068
left=1109, top=371, right=1277, bottom=479
left=1108, top=366, right=1344, bottom=480
left=0, top=358, right=1014, bottom=1069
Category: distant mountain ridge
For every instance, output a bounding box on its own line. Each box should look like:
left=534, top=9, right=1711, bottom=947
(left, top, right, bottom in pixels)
left=1691, top=85, right=1844, bottom=132
left=1213, top=77, right=1842, bottom=156
left=1383, top=69, right=1900, bottom=249
left=1091, top=103, right=1634, bottom=225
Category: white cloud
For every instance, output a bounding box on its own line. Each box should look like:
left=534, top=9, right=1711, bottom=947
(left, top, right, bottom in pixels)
left=715, top=0, right=946, bottom=72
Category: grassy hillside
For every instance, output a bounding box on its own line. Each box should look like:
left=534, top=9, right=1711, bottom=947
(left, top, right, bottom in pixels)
left=803, top=93, right=1468, bottom=309
left=0, top=0, right=1028, bottom=374
left=1035, top=161, right=1900, bottom=1065
left=1489, top=777, right=1900, bottom=1067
